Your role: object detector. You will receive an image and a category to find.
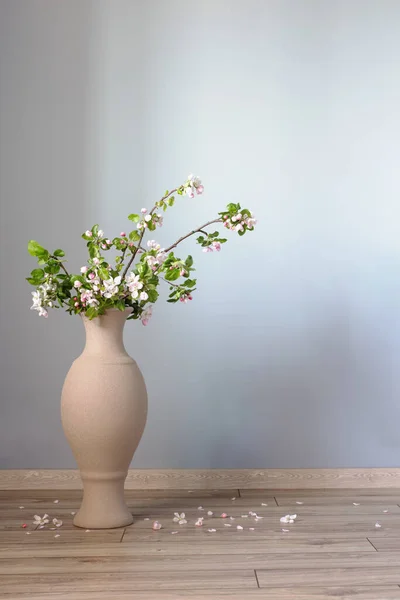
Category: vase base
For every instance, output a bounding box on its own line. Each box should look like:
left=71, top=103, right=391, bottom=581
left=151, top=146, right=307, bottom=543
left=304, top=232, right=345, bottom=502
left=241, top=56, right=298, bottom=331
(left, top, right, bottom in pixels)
left=73, top=509, right=133, bottom=529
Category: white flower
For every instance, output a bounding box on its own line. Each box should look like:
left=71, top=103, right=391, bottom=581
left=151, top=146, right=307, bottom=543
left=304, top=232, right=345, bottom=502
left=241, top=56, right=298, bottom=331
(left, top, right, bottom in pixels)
left=140, top=291, right=148, bottom=301
left=246, top=217, right=257, bottom=229
left=126, top=273, right=144, bottom=299
left=186, top=174, right=204, bottom=197
left=173, top=512, right=187, bottom=525
left=156, top=251, right=167, bottom=264
left=235, top=223, right=244, bottom=232
left=85, top=230, right=92, bottom=237
left=141, top=305, right=153, bottom=326
left=74, top=280, right=82, bottom=288
left=147, top=240, right=161, bottom=250
left=33, top=514, right=50, bottom=526
left=52, top=518, right=63, bottom=527
left=80, top=266, right=88, bottom=274
left=280, top=514, right=297, bottom=524
left=141, top=208, right=147, bottom=214
left=145, top=214, right=152, bottom=223
left=93, top=258, right=100, bottom=265
left=98, top=229, right=104, bottom=237
left=102, top=276, right=121, bottom=299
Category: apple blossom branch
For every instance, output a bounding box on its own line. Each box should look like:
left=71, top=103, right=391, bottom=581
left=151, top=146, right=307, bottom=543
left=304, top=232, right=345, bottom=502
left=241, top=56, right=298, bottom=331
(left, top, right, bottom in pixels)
left=121, top=189, right=177, bottom=279
left=164, top=218, right=223, bottom=253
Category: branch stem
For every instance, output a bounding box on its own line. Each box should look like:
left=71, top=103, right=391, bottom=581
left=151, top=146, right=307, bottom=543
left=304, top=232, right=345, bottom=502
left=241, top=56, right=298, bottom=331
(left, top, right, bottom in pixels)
left=121, top=188, right=177, bottom=279
left=164, top=218, right=222, bottom=253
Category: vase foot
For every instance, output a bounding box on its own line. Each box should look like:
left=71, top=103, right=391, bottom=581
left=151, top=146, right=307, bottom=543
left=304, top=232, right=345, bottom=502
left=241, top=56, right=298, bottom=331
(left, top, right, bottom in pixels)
left=73, top=509, right=133, bottom=529
left=73, top=471, right=133, bottom=529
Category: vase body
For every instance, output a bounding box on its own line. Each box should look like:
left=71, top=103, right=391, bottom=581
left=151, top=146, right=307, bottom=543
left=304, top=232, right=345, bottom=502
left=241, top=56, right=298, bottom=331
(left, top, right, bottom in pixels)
left=61, top=309, right=147, bottom=529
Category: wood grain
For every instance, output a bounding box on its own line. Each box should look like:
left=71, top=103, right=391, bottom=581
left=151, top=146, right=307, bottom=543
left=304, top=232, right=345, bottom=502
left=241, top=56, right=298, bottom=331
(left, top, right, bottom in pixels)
left=2, top=468, right=400, bottom=490
left=6, top=589, right=400, bottom=600
left=0, top=571, right=257, bottom=594
left=1, top=487, right=400, bottom=598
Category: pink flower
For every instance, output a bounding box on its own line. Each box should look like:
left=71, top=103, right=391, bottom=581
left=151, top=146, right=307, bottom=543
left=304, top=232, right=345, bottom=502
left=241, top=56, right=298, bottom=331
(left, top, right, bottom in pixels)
left=129, top=242, right=134, bottom=248
left=196, top=185, right=204, bottom=195
left=93, top=258, right=100, bottom=265
left=74, top=302, right=79, bottom=307
left=140, top=291, right=149, bottom=301
left=212, top=242, right=221, bottom=252
left=141, top=208, right=147, bottom=214
left=120, top=232, right=126, bottom=237
left=85, top=230, right=92, bottom=237
left=235, top=223, right=244, bottom=232
left=186, top=189, right=195, bottom=198
left=80, top=266, right=88, bottom=274
left=203, top=246, right=213, bottom=253
left=106, top=239, right=111, bottom=244
left=88, top=273, right=95, bottom=280
left=101, top=244, right=107, bottom=249
left=180, top=270, right=186, bottom=276
left=73, top=280, right=82, bottom=288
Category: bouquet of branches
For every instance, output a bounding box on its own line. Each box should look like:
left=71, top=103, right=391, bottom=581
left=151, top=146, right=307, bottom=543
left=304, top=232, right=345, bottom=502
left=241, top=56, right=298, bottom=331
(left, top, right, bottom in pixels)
left=27, top=174, right=257, bottom=325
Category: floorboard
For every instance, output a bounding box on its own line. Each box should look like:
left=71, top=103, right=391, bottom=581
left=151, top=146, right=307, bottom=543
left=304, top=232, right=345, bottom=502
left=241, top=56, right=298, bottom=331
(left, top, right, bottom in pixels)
left=0, top=487, right=399, bottom=598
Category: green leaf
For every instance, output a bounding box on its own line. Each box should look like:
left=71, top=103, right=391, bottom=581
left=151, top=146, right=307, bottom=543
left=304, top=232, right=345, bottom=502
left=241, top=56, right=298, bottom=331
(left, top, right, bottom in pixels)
left=184, top=279, right=196, bottom=288
left=219, top=238, right=227, bottom=243
left=238, top=229, right=245, bottom=236
left=185, top=255, right=193, bottom=267
left=128, top=214, right=140, bottom=223
left=147, top=221, right=156, bottom=231
left=116, top=300, right=126, bottom=311
left=168, top=196, right=175, bottom=207
left=147, top=288, right=159, bottom=303
left=99, top=268, right=110, bottom=280
left=28, top=240, right=49, bottom=260
left=129, top=230, right=140, bottom=242
left=164, top=268, right=180, bottom=281
left=31, top=268, right=44, bottom=279
left=53, top=249, right=65, bottom=258
left=86, top=307, right=98, bottom=320
left=26, top=277, right=37, bottom=285
left=44, top=263, right=60, bottom=274
left=92, top=224, right=99, bottom=236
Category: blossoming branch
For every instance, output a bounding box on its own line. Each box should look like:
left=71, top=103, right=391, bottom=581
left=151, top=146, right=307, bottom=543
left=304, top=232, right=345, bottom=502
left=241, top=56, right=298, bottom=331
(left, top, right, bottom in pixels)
left=27, top=174, right=257, bottom=325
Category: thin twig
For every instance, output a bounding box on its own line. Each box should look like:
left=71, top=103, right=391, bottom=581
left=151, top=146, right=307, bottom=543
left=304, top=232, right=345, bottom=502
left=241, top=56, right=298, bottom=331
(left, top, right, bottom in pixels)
left=121, top=189, right=177, bottom=279
left=51, top=256, right=70, bottom=278
left=164, top=218, right=222, bottom=253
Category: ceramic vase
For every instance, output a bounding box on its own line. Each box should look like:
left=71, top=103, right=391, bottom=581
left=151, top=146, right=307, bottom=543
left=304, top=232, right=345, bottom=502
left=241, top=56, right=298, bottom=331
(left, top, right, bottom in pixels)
left=61, top=309, right=147, bottom=529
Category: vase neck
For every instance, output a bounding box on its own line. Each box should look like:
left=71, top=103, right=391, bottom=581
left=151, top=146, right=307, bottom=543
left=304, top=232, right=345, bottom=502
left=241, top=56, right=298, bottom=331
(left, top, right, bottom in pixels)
left=81, top=309, right=132, bottom=359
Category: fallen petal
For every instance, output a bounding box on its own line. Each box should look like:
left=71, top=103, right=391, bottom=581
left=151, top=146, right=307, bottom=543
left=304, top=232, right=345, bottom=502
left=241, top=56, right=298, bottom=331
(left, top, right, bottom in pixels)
left=144, top=518, right=150, bottom=521
left=195, top=518, right=203, bottom=527
left=383, top=510, right=389, bottom=513
left=171, top=531, right=179, bottom=535
left=21, top=524, right=27, bottom=528
left=221, top=513, right=228, bottom=518
left=85, top=529, right=90, bottom=532
left=152, top=521, right=162, bottom=530
left=282, top=528, right=290, bottom=532
left=70, top=512, right=76, bottom=516
left=207, top=511, right=213, bottom=516
left=353, top=503, right=360, bottom=506
left=296, top=501, right=304, bottom=505
left=198, top=506, right=204, bottom=510
left=54, top=534, right=60, bottom=538
left=375, top=522, right=382, bottom=528
left=249, top=527, right=255, bottom=531
left=208, top=528, right=217, bottom=533
left=237, top=525, right=244, bottom=530
left=19, top=506, right=24, bottom=509
left=224, top=523, right=232, bottom=527
left=231, top=497, right=236, bottom=501
left=53, top=500, right=59, bottom=504
left=261, top=503, right=268, bottom=506
left=241, top=515, right=249, bottom=518
left=230, top=516, right=235, bottom=521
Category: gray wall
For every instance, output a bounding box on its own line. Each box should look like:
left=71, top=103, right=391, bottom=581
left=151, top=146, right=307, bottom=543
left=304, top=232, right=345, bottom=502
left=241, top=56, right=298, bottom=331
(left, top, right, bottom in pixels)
left=1, top=0, right=400, bottom=468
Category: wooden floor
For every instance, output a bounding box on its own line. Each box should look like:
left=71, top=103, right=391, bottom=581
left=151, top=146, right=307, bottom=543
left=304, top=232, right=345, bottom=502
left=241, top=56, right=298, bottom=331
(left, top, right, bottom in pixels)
left=1, top=488, right=400, bottom=599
